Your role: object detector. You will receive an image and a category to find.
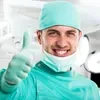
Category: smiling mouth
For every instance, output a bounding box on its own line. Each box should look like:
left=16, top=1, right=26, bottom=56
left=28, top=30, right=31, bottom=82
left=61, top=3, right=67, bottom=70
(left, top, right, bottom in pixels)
left=53, top=49, right=70, bottom=57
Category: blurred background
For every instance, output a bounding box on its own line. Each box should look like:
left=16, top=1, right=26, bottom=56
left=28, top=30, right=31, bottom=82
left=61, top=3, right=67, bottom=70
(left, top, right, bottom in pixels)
left=0, top=0, right=100, bottom=87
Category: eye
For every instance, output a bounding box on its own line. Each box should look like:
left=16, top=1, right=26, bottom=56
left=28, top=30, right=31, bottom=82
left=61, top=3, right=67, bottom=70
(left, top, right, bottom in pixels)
left=67, top=31, right=76, bottom=37
left=48, top=31, right=58, bottom=37
left=68, top=32, right=75, bottom=35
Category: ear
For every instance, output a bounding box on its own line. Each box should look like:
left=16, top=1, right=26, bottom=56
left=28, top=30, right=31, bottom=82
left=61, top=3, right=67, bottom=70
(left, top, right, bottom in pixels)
left=36, top=30, right=42, bottom=45
left=79, top=31, right=82, bottom=40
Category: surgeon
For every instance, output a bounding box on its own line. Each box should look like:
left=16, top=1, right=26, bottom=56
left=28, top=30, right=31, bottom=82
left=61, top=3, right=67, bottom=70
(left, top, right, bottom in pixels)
left=0, top=1, right=99, bottom=100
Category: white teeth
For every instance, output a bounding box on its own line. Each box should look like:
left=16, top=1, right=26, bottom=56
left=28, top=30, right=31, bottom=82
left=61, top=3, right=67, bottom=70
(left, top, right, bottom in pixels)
left=56, top=51, right=67, bottom=55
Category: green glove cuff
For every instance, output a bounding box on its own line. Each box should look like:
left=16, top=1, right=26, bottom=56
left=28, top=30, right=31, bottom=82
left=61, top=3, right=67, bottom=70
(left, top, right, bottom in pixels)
left=1, top=71, right=18, bottom=93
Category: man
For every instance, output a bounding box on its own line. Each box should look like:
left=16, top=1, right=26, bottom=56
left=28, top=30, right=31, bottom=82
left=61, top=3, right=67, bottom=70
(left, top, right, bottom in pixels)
left=0, top=1, right=99, bottom=100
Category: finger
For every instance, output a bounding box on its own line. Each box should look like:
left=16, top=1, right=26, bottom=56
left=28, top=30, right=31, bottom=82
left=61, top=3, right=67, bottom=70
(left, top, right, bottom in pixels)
left=22, top=65, right=31, bottom=73
left=17, top=71, right=28, bottom=79
left=22, top=31, right=32, bottom=49
left=17, top=53, right=33, bottom=67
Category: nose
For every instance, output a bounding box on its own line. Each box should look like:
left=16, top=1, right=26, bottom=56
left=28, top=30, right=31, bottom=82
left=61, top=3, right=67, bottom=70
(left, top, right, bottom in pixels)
left=56, top=36, right=69, bottom=48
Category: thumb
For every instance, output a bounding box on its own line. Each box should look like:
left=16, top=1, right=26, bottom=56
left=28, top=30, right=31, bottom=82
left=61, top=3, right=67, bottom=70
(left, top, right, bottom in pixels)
left=22, top=32, right=32, bottom=49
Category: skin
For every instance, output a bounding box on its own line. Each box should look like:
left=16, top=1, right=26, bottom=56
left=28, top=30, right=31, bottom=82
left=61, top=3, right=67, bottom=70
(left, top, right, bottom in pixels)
left=37, top=25, right=82, bottom=57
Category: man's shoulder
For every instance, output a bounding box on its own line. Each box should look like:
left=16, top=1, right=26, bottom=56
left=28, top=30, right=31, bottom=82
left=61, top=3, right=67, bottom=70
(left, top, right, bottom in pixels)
left=74, top=72, right=98, bottom=88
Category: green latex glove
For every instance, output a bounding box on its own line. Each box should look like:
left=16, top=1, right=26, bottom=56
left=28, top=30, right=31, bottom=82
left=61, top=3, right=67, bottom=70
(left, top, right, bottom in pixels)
left=1, top=32, right=33, bottom=92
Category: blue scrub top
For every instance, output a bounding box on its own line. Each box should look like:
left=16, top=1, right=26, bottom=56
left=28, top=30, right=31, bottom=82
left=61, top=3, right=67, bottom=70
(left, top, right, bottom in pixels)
left=0, top=61, right=100, bottom=100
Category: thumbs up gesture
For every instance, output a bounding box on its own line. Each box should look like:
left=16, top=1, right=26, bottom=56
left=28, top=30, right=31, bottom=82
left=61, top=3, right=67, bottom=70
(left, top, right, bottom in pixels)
left=4, top=32, right=33, bottom=85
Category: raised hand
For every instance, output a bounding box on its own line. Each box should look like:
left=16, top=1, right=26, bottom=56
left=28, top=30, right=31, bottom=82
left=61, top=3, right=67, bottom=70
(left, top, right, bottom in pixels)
left=4, top=32, right=33, bottom=85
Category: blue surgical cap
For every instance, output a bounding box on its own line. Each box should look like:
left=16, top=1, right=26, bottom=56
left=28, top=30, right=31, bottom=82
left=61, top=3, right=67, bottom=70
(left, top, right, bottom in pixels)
left=39, top=1, right=81, bottom=31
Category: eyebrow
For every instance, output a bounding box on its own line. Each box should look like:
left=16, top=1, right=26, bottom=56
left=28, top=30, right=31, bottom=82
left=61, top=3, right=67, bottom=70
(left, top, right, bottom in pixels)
left=46, top=29, right=59, bottom=33
left=46, top=29, right=77, bottom=33
left=67, top=30, right=77, bottom=33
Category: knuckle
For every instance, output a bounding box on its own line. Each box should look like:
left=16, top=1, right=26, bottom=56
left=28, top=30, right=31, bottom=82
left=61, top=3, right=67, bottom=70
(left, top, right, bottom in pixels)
left=23, top=73, right=28, bottom=78
left=8, top=61, right=14, bottom=67
left=15, top=77, right=21, bottom=84
left=12, top=55, right=19, bottom=60
left=17, top=71, right=28, bottom=79
left=23, top=66, right=31, bottom=73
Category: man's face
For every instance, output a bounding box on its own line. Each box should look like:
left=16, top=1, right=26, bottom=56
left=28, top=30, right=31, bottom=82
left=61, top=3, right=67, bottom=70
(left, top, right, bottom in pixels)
left=37, top=25, right=82, bottom=57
